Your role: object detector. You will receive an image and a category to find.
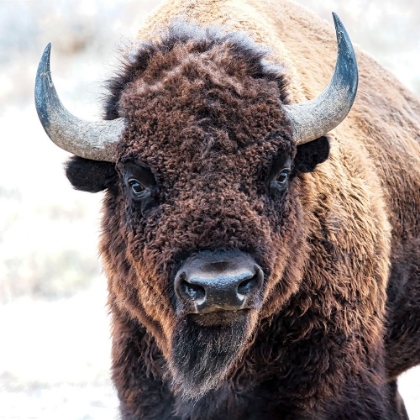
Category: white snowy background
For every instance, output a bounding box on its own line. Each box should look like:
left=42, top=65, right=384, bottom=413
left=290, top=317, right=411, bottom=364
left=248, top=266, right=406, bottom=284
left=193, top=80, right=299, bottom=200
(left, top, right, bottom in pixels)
left=0, top=0, right=419, bottom=419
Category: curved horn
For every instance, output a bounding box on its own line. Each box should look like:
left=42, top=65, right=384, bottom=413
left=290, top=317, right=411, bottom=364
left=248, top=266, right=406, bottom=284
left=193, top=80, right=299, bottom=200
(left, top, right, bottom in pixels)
left=35, top=44, right=124, bottom=162
left=284, top=13, right=358, bottom=145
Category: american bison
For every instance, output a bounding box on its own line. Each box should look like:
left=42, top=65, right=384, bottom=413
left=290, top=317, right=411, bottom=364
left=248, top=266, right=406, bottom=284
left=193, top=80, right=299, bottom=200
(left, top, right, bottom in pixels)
left=35, top=0, right=420, bottom=418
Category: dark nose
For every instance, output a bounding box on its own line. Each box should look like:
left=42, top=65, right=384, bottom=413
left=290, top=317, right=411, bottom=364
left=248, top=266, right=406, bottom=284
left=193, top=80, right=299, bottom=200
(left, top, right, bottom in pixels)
left=174, top=250, right=264, bottom=314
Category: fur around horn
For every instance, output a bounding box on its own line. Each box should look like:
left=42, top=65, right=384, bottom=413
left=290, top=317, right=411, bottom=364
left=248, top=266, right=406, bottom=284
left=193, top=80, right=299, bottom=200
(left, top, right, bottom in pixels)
left=284, top=13, right=359, bottom=145
left=35, top=43, right=124, bottom=162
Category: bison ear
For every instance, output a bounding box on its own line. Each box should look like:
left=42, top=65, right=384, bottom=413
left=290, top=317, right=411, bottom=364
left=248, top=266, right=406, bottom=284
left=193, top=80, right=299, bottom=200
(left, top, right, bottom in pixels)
left=294, top=136, right=330, bottom=173
left=65, top=156, right=118, bottom=192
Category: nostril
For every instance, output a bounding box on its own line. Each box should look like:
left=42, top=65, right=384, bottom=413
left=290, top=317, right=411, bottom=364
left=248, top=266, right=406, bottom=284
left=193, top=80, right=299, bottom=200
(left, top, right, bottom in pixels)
left=238, top=274, right=258, bottom=296
left=180, top=278, right=206, bottom=301
left=176, top=252, right=264, bottom=313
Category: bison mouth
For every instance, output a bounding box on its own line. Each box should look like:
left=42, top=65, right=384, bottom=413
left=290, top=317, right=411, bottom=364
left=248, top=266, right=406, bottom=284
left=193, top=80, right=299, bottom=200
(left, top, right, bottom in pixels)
left=170, top=309, right=254, bottom=399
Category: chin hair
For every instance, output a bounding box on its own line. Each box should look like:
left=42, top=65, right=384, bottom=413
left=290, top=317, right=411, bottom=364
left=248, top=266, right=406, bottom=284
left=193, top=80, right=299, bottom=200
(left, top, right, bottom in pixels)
left=169, top=314, right=252, bottom=399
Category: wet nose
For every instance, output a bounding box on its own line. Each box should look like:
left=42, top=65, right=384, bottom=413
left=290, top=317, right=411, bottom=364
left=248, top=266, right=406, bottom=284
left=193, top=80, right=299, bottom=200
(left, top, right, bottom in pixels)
left=174, top=250, right=264, bottom=314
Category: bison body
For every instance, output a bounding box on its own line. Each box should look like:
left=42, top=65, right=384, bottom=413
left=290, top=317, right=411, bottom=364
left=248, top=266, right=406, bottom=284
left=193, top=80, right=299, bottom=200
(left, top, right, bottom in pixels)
left=36, top=0, right=420, bottom=419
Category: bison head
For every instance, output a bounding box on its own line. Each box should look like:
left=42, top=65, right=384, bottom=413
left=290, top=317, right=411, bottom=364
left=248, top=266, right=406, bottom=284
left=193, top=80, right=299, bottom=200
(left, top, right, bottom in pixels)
left=35, top=15, right=357, bottom=398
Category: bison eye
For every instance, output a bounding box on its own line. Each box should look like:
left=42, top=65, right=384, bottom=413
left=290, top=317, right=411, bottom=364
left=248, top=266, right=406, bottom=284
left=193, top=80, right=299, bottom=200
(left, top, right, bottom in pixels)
left=128, top=178, right=150, bottom=199
left=272, top=169, right=290, bottom=190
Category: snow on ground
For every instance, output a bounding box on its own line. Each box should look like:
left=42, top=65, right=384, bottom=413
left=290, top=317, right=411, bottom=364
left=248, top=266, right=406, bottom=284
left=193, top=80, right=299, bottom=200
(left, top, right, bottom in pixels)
left=400, top=368, right=420, bottom=419
left=0, top=279, right=119, bottom=420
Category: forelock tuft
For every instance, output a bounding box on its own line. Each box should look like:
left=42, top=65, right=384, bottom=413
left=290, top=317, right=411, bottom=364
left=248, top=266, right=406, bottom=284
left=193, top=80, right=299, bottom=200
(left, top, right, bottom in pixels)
left=104, top=20, right=289, bottom=121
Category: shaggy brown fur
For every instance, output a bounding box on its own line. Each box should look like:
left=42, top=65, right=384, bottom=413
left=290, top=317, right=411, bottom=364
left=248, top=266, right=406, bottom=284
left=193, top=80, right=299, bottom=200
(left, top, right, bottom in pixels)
left=64, top=0, right=420, bottom=419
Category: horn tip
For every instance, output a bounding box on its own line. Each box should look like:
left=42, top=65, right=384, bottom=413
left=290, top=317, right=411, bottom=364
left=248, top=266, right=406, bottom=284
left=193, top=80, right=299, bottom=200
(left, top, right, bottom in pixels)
left=41, top=43, right=52, bottom=63
left=35, top=43, right=54, bottom=130
left=331, top=12, right=341, bottom=28
left=331, top=12, right=359, bottom=91
left=37, top=43, right=52, bottom=76
left=331, top=12, right=345, bottom=40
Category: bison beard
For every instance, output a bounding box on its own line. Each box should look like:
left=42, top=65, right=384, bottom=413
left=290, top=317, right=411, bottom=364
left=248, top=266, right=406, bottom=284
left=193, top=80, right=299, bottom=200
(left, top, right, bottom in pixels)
left=171, top=313, right=252, bottom=399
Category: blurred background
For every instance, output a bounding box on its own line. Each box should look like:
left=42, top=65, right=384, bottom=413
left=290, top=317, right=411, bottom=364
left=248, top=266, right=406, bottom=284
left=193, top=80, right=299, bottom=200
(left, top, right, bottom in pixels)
left=0, top=0, right=419, bottom=419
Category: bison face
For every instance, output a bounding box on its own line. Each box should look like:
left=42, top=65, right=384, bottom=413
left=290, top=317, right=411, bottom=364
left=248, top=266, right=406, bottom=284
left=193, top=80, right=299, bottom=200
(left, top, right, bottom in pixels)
left=65, top=28, right=330, bottom=398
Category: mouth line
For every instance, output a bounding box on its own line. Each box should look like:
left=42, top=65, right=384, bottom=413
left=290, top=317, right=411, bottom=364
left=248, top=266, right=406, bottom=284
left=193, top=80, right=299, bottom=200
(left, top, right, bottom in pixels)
left=189, top=308, right=251, bottom=327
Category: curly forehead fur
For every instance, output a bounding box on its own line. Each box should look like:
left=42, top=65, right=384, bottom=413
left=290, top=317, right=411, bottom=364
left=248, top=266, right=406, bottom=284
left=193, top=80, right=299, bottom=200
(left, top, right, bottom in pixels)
left=105, top=21, right=290, bottom=121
